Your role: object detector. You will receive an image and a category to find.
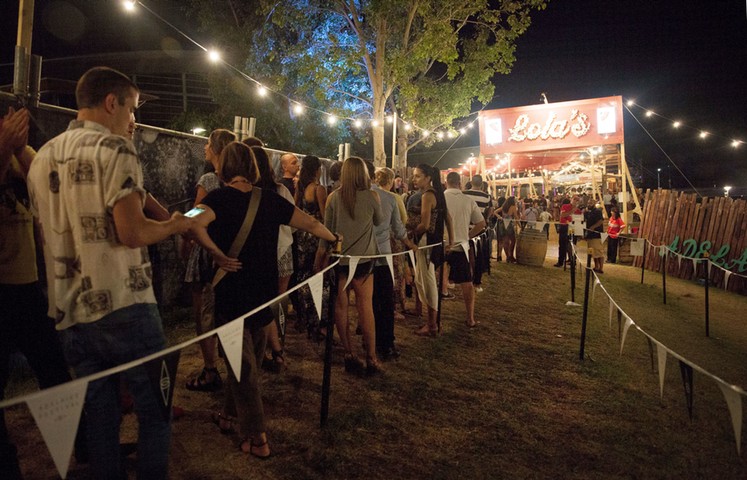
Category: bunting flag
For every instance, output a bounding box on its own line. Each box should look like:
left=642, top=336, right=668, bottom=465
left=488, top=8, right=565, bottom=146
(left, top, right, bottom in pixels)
left=385, top=254, right=395, bottom=282
left=144, top=350, right=181, bottom=422
left=343, top=256, right=359, bottom=291
left=536, top=221, right=546, bottom=232
left=592, top=277, right=599, bottom=303
left=620, top=316, right=633, bottom=355
left=724, top=270, right=732, bottom=289
left=630, top=239, right=644, bottom=256
left=716, top=381, right=743, bottom=454
left=657, top=343, right=668, bottom=398
left=503, top=218, right=512, bottom=230
left=679, top=361, right=695, bottom=420
left=407, top=249, right=416, bottom=270
left=692, top=258, right=699, bottom=272
left=308, top=273, right=323, bottom=322
left=460, top=241, right=470, bottom=262
left=217, top=318, right=245, bottom=380
left=601, top=233, right=608, bottom=244
left=707, top=261, right=712, bottom=276
left=617, top=309, right=623, bottom=340
left=27, top=379, right=88, bottom=479
left=676, top=254, right=682, bottom=268
left=608, top=299, right=615, bottom=328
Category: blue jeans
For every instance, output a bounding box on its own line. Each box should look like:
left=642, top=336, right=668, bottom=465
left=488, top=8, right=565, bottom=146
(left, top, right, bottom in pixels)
left=60, top=303, right=170, bottom=479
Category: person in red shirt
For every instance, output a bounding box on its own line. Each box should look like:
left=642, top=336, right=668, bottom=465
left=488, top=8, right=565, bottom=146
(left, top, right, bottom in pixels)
left=606, top=208, right=625, bottom=263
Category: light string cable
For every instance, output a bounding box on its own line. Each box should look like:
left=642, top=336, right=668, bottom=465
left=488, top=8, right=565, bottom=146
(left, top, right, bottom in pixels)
left=624, top=103, right=703, bottom=197
left=128, top=1, right=490, bottom=139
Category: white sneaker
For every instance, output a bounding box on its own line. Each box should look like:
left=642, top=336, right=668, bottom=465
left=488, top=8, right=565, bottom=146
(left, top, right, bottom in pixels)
left=474, top=286, right=483, bottom=293
left=447, top=283, right=455, bottom=289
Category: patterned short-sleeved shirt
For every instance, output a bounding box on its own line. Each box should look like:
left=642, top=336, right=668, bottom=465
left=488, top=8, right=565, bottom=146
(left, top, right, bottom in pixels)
left=28, top=120, right=155, bottom=329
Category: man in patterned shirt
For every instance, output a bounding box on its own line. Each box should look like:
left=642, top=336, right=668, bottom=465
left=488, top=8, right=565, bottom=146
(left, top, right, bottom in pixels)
left=28, top=67, right=194, bottom=479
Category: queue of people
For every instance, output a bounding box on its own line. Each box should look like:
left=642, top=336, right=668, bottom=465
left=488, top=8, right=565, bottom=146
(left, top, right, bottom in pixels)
left=3, top=65, right=632, bottom=478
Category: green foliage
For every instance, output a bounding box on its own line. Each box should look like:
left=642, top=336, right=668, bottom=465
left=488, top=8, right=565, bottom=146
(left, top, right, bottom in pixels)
left=186, top=0, right=548, bottom=161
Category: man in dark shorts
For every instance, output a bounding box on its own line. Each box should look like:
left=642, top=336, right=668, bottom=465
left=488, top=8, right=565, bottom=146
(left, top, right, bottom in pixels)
left=443, top=172, right=486, bottom=328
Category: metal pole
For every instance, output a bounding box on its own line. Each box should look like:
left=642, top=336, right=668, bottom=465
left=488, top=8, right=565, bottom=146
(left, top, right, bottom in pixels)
left=320, top=271, right=335, bottom=428
left=570, top=237, right=576, bottom=302
left=579, top=253, right=593, bottom=361
left=391, top=111, right=397, bottom=170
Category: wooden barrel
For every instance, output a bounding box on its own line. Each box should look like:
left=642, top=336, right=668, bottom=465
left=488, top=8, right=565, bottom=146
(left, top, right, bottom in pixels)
left=516, top=227, right=547, bottom=266
left=618, top=235, right=634, bottom=265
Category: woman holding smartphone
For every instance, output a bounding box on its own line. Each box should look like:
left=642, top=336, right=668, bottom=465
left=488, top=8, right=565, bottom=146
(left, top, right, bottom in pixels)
left=190, top=142, right=338, bottom=459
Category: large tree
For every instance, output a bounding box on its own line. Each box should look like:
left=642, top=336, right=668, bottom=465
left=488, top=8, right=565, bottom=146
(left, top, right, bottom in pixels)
left=190, top=0, right=547, bottom=166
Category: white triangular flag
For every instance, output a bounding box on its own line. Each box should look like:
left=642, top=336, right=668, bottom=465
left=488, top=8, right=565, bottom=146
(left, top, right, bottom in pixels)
left=692, top=258, right=698, bottom=271
left=724, top=270, right=732, bottom=289
left=217, top=318, right=244, bottom=380
left=676, top=254, right=682, bottom=268
left=601, top=233, right=608, bottom=244
left=620, top=316, right=634, bottom=355
left=707, top=261, right=712, bottom=276
left=503, top=218, right=511, bottom=230
left=27, top=379, right=88, bottom=479
left=656, top=343, right=668, bottom=398
left=461, top=241, right=470, bottom=262
left=608, top=300, right=615, bottom=328
left=592, top=277, right=599, bottom=303
left=343, top=256, right=359, bottom=291
left=308, top=273, right=323, bottom=321
left=385, top=254, right=395, bottom=283
left=630, top=239, right=644, bottom=256
left=717, top=381, right=743, bottom=454
left=407, top=249, right=416, bottom=270
left=536, top=221, right=546, bottom=232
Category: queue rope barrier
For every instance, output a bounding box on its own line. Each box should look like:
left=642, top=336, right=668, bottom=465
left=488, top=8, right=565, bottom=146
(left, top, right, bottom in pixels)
left=567, top=240, right=746, bottom=454
left=0, top=228, right=492, bottom=410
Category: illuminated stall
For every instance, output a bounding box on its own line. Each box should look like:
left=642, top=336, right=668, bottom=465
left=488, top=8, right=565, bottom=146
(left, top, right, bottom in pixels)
left=477, top=95, right=642, bottom=226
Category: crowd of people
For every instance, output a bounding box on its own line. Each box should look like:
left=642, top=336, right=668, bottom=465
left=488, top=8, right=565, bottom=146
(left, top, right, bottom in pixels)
left=1, top=66, right=631, bottom=478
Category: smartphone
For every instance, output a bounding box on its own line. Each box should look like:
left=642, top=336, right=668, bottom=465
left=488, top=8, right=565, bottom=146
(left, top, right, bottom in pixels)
left=184, top=207, right=205, bottom=218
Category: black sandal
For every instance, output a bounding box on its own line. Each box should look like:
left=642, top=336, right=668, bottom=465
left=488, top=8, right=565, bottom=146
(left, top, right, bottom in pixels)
left=211, top=411, right=239, bottom=435
left=186, top=367, right=222, bottom=392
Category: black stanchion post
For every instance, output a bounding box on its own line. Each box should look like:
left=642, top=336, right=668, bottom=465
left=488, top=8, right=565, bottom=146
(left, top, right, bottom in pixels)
left=320, top=270, right=335, bottom=428
left=704, top=255, right=710, bottom=337
left=570, top=248, right=576, bottom=303
left=662, top=249, right=667, bottom=305
left=640, top=240, right=647, bottom=284
left=436, top=243, right=444, bottom=333
left=579, top=253, right=593, bottom=361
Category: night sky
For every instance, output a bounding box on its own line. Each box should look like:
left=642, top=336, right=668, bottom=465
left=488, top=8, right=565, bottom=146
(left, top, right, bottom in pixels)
left=2, top=0, right=745, bottom=193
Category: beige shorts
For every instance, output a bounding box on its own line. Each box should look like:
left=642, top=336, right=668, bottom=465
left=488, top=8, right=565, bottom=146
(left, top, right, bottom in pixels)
left=586, top=238, right=604, bottom=258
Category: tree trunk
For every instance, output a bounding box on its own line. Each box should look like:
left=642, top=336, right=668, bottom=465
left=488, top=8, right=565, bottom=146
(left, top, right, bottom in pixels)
left=371, top=94, right=387, bottom=167
left=396, top=130, right=409, bottom=174
left=372, top=124, right=386, bottom=167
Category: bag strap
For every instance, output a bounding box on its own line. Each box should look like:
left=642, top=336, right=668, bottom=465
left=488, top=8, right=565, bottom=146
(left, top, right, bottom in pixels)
left=211, top=187, right=262, bottom=288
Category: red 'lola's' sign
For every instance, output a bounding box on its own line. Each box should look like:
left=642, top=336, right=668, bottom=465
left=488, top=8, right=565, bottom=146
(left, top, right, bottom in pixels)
left=478, top=96, right=624, bottom=155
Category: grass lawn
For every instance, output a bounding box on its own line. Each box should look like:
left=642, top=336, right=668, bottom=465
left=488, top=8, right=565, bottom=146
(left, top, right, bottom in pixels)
left=6, top=243, right=747, bottom=479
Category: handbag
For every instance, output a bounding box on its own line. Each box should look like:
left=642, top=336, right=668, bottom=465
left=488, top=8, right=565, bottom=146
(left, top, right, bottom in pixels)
left=211, top=187, right=262, bottom=288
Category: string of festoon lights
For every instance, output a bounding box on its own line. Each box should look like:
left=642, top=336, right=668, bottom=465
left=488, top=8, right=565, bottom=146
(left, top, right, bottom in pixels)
left=625, top=99, right=744, bottom=149
left=120, top=0, right=478, bottom=139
